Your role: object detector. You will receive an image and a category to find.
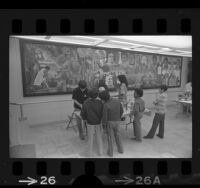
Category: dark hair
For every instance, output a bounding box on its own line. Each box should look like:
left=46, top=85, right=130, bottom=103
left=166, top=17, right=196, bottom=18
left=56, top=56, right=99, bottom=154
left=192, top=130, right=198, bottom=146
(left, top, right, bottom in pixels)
left=134, top=88, right=143, bottom=97
left=160, top=84, right=168, bottom=92
left=98, top=79, right=108, bottom=90
left=99, top=90, right=110, bottom=102
left=117, top=75, right=128, bottom=87
left=78, top=80, right=87, bottom=89
left=88, top=88, right=98, bottom=99
left=45, top=66, right=50, bottom=70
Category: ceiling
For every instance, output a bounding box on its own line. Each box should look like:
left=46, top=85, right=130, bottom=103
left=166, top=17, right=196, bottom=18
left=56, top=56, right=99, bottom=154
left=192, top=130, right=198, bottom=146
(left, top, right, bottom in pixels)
left=12, top=35, right=192, bottom=57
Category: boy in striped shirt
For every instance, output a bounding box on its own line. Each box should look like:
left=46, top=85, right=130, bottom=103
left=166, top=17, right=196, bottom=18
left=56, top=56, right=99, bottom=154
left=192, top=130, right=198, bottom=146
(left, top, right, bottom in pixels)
left=143, top=85, right=168, bottom=139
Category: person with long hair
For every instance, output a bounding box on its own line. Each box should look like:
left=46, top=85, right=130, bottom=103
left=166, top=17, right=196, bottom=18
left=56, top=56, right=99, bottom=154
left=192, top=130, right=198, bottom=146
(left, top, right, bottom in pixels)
left=116, top=74, right=128, bottom=108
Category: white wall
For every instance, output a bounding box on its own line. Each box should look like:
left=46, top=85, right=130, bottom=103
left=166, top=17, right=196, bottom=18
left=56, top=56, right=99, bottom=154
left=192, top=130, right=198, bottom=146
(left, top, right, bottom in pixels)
left=9, top=37, right=191, bottom=145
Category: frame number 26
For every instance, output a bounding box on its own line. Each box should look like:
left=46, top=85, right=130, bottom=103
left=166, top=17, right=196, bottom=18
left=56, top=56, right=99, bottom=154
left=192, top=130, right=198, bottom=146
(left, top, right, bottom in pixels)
left=40, top=176, right=56, bottom=185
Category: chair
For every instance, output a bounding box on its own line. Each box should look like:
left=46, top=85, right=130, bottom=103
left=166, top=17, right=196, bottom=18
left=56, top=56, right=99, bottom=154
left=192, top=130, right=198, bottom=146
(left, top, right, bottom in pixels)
left=66, top=110, right=76, bottom=130
left=66, top=110, right=88, bottom=135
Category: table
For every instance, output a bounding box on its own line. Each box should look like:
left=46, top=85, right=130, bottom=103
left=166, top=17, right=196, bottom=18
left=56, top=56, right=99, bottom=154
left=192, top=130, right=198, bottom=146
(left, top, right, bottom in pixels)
left=172, top=99, right=192, bottom=117
left=122, top=108, right=152, bottom=130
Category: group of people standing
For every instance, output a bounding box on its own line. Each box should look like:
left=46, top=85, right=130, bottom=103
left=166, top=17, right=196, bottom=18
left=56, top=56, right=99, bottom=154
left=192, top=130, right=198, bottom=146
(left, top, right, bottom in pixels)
left=72, top=75, right=168, bottom=157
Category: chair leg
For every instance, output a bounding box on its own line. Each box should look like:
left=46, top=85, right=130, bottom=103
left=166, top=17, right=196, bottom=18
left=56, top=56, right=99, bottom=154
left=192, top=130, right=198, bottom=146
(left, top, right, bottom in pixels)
left=66, top=111, right=75, bottom=130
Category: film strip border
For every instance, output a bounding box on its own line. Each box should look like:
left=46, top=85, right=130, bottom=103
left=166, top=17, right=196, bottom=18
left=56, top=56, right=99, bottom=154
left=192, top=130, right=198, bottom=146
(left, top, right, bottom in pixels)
left=1, top=9, right=200, bottom=185
left=12, top=18, right=191, bottom=34
left=0, top=159, right=199, bottom=185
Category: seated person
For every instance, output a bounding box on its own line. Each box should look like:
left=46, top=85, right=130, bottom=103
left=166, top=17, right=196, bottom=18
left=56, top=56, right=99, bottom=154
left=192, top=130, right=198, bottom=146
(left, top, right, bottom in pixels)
left=72, top=80, right=88, bottom=140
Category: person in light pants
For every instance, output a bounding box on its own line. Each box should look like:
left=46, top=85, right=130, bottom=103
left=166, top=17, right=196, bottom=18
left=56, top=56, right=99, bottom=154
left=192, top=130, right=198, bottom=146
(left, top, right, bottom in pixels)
left=81, top=88, right=103, bottom=157
left=99, top=90, right=124, bottom=157
left=144, top=85, right=168, bottom=139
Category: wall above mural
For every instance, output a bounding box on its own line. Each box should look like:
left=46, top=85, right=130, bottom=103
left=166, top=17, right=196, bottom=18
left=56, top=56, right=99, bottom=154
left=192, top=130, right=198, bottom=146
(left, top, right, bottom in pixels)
left=20, top=39, right=182, bottom=97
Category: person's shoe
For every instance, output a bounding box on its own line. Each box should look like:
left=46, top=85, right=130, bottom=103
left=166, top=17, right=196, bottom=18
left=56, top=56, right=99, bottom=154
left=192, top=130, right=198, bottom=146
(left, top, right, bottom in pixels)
left=143, top=136, right=153, bottom=139
left=156, top=134, right=164, bottom=139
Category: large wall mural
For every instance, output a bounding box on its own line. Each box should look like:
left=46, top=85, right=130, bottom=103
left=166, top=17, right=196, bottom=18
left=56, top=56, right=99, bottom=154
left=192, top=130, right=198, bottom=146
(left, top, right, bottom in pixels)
left=20, top=39, right=182, bottom=97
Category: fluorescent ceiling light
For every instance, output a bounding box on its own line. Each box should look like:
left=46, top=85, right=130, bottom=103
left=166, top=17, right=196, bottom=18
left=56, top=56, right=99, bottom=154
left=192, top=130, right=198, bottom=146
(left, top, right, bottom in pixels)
left=140, top=45, right=160, bottom=49
left=175, top=50, right=192, bottom=53
left=70, top=36, right=103, bottom=41
left=132, top=48, right=156, bottom=53
left=131, top=44, right=159, bottom=49
left=161, top=47, right=171, bottom=51
left=97, top=43, right=127, bottom=48
left=109, top=40, right=142, bottom=46
left=121, top=47, right=132, bottom=50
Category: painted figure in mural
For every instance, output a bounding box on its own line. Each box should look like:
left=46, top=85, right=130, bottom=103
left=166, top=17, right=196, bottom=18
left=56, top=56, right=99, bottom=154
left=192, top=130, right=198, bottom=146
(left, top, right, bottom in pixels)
left=162, top=63, right=169, bottom=76
left=152, top=54, right=158, bottom=69
left=148, top=74, right=154, bottom=86
left=167, top=61, right=173, bottom=76
left=35, top=49, right=45, bottom=61
left=140, top=54, right=148, bottom=73
left=33, top=66, right=50, bottom=89
left=157, top=60, right=162, bottom=83
left=168, top=72, right=177, bottom=86
left=129, top=53, right=135, bottom=66
left=94, top=49, right=109, bottom=72
left=93, top=71, right=101, bottom=88
left=57, top=47, right=71, bottom=68
left=105, top=72, right=114, bottom=89
left=174, top=64, right=181, bottom=81
left=107, top=52, right=115, bottom=65
left=162, top=73, right=169, bottom=86
left=121, top=52, right=129, bottom=66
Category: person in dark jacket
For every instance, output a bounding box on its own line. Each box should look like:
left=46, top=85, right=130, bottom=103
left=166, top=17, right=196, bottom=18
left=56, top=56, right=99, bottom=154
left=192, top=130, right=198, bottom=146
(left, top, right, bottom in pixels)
left=99, top=90, right=124, bottom=157
left=81, top=88, right=104, bottom=157
left=72, top=80, right=88, bottom=140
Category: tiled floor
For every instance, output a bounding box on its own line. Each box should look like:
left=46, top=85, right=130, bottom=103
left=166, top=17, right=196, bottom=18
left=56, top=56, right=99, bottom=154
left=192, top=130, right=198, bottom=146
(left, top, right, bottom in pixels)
left=20, top=105, right=192, bottom=158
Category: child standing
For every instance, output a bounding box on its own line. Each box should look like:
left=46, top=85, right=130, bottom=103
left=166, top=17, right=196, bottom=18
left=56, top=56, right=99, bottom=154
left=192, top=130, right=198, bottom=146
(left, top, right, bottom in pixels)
left=143, top=85, right=168, bottom=139
left=131, top=88, right=145, bottom=142
left=99, top=90, right=124, bottom=157
left=81, top=88, right=104, bottom=157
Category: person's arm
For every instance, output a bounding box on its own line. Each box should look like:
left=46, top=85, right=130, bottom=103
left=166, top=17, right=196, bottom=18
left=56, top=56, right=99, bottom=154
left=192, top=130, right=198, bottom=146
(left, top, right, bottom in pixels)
left=72, top=89, right=82, bottom=108
left=73, top=100, right=82, bottom=108
left=130, top=102, right=139, bottom=116
left=120, top=102, right=124, bottom=117
left=153, top=94, right=160, bottom=105
left=102, top=104, right=108, bottom=125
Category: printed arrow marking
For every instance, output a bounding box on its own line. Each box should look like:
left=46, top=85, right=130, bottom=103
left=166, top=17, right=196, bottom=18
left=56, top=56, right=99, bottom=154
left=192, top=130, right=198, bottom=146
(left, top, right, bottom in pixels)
left=19, top=177, right=38, bottom=186
left=115, top=176, right=134, bottom=185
